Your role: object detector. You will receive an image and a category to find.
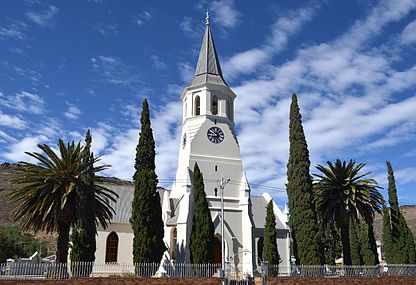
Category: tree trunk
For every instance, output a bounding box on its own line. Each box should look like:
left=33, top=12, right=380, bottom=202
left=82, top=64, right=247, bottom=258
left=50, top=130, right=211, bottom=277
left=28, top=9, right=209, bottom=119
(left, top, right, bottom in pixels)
left=340, top=221, right=352, bottom=266
left=56, top=222, right=70, bottom=264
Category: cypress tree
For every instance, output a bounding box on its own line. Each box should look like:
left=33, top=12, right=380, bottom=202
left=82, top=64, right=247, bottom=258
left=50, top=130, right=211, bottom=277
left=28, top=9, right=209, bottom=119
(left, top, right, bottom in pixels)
left=349, top=219, right=363, bottom=266
left=286, top=93, right=322, bottom=265
left=131, top=99, right=165, bottom=264
left=386, top=161, right=416, bottom=264
left=382, top=205, right=394, bottom=264
left=360, top=223, right=379, bottom=265
left=263, top=200, right=280, bottom=274
left=189, top=163, right=215, bottom=264
left=70, top=130, right=96, bottom=269
left=320, top=222, right=341, bottom=265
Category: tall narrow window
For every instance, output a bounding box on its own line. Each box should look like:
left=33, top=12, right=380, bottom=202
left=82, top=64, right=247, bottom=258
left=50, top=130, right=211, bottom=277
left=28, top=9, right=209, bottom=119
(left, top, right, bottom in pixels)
left=214, top=188, right=218, bottom=197
left=257, top=237, right=264, bottom=264
left=195, top=95, right=200, bottom=116
left=171, top=227, right=177, bottom=260
left=212, top=95, right=218, bottom=115
left=105, top=232, right=119, bottom=263
left=226, top=100, right=231, bottom=118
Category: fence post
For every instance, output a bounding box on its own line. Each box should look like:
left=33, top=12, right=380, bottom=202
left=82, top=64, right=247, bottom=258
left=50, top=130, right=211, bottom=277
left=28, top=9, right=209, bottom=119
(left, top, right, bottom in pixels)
left=261, top=261, right=268, bottom=285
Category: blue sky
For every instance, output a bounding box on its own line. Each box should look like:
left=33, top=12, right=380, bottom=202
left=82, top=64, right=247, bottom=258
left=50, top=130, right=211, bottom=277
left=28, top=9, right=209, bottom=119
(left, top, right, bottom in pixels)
left=1, top=0, right=416, bottom=207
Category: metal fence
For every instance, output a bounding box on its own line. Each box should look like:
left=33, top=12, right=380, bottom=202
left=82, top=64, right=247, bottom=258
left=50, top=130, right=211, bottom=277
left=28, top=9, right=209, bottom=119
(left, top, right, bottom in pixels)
left=1, top=262, right=416, bottom=280
left=0, top=262, right=221, bottom=279
left=266, top=264, right=416, bottom=278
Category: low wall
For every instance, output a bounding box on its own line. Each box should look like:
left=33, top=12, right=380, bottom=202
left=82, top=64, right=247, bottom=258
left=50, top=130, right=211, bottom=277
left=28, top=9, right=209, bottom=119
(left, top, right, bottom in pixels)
left=1, top=276, right=416, bottom=285
left=0, top=278, right=222, bottom=285
left=268, top=276, right=416, bottom=285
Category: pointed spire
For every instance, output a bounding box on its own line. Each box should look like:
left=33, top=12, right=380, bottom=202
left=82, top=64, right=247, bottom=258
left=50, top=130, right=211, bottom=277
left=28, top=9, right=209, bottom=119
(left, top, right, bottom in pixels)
left=189, top=13, right=227, bottom=87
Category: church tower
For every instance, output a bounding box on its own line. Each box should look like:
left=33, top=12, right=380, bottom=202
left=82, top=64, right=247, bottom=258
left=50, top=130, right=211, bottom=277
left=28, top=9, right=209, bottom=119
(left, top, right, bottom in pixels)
left=162, top=14, right=255, bottom=276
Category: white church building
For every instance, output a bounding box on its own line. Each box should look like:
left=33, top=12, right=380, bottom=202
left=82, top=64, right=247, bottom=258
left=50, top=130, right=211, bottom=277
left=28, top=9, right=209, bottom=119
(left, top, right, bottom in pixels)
left=95, top=16, right=291, bottom=277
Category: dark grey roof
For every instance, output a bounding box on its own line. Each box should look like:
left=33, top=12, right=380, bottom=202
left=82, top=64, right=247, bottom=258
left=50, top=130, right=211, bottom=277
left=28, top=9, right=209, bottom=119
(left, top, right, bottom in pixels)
left=251, top=196, right=285, bottom=230
left=99, top=182, right=166, bottom=224
left=190, top=22, right=227, bottom=87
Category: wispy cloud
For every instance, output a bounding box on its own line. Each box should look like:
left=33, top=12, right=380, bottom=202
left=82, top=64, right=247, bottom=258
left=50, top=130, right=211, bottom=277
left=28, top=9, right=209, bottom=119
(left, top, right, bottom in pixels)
left=0, top=130, right=17, bottom=143
left=26, top=5, right=59, bottom=27
left=95, top=23, right=118, bottom=36
left=0, top=21, right=28, bottom=40
left=90, top=55, right=142, bottom=89
left=0, top=112, right=27, bottom=129
left=64, top=104, right=82, bottom=120
left=0, top=91, right=45, bottom=114
left=210, top=0, right=240, bottom=30
left=223, top=6, right=316, bottom=80
left=180, top=16, right=198, bottom=37
left=133, top=11, right=153, bottom=26
left=177, top=62, right=194, bottom=83
left=401, top=20, right=416, bottom=44
left=151, top=55, right=167, bottom=70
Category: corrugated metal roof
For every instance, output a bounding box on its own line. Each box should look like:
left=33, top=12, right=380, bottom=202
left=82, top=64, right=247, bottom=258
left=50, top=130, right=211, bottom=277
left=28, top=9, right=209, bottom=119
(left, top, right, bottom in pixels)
left=99, top=183, right=166, bottom=224
left=251, top=196, right=285, bottom=230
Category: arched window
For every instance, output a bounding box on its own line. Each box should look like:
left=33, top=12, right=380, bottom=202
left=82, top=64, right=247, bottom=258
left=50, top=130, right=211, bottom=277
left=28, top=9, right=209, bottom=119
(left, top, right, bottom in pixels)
left=105, top=232, right=119, bottom=263
left=195, top=95, right=200, bottom=116
left=171, top=227, right=177, bottom=260
left=214, top=188, right=218, bottom=197
left=212, top=95, right=218, bottom=115
left=214, top=234, right=222, bottom=264
left=257, top=237, right=264, bottom=264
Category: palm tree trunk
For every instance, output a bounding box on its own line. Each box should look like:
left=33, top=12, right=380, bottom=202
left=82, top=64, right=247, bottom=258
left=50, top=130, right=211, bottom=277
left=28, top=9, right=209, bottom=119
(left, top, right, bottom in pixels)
left=340, top=221, right=352, bottom=266
left=56, top=222, right=70, bottom=264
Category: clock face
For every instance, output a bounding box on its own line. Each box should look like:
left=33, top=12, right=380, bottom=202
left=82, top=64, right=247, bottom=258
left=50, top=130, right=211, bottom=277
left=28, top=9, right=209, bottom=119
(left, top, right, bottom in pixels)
left=207, top=127, right=224, bottom=144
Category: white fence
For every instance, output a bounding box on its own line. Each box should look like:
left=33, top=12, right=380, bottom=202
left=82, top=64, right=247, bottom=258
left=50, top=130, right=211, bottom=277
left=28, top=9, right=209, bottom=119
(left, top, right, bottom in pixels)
left=266, top=264, right=416, bottom=277
left=1, top=262, right=416, bottom=279
left=0, top=262, right=221, bottom=279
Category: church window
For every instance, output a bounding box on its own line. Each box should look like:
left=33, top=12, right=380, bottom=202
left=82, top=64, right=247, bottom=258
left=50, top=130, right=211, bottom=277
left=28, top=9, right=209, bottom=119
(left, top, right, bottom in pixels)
left=105, top=231, right=119, bottom=263
left=215, top=165, right=218, bottom=172
left=226, top=100, right=231, bottom=118
left=195, top=95, right=200, bottom=116
left=257, top=237, right=264, bottom=264
left=212, top=95, right=218, bottom=115
left=170, top=227, right=177, bottom=260
left=214, top=188, right=218, bottom=197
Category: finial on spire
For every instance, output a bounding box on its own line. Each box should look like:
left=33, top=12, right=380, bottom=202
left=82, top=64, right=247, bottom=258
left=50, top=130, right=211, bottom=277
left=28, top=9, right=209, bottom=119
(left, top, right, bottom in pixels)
left=205, top=11, right=210, bottom=25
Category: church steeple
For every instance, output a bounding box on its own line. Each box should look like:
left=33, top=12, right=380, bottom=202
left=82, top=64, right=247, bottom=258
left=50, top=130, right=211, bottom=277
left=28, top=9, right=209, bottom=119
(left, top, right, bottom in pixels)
left=190, top=12, right=227, bottom=87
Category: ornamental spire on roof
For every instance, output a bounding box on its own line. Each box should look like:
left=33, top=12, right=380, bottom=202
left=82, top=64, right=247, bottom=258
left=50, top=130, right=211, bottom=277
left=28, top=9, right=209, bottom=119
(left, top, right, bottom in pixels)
left=189, top=12, right=227, bottom=87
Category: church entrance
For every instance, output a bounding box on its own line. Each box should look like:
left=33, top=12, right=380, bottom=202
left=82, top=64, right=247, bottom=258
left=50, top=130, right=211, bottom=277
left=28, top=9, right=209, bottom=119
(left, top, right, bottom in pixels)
left=214, top=234, right=222, bottom=264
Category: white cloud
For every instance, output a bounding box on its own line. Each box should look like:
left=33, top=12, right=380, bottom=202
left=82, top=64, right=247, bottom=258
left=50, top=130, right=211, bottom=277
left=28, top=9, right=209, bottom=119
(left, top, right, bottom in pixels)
left=0, top=130, right=17, bottom=143
left=223, top=6, right=316, bottom=79
left=0, top=112, right=27, bottom=129
left=180, top=16, right=198, bottom=37
left=26, top=5, right=59, bottom=27
left=177, top=62, right=194, bottom=83
left=3, top=135, right=48, bottom=163
left=0, top=91, right=45, bottom=114
left=210, top=0, right=240, bottom=30
left=401, top=20, right=416, bottom=44
left=64, top=104, right=82, bottom=120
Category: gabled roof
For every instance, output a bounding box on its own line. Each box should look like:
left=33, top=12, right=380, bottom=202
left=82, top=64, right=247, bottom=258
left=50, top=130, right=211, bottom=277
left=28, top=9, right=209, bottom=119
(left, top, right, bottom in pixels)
left=189, top=15, right=227, bottom=87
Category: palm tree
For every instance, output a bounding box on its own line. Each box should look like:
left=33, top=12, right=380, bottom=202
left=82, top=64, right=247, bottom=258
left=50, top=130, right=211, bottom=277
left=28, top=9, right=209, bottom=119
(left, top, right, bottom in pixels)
left=313, top=159, right=384, bottom=265
left=11, top=139, right=118, bottom=264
